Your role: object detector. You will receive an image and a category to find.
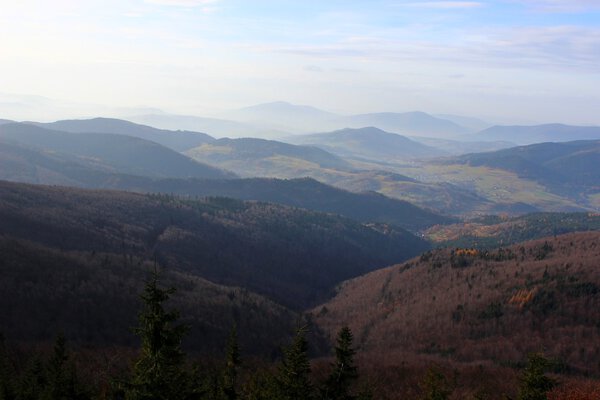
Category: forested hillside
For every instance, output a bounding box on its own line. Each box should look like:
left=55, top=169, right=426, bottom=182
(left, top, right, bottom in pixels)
left=449, top=140, right=600, bottom=203
left=314, top=231, right=600, bottom=377
left=0, top=123, right=234, bottom=179
left=35, top=117, right=215, bottom=151
left=0, top=180, right=428, bottom=314
left=426, top=212, right=600, bottom=248
left=0, top=238, right=297, bottom=354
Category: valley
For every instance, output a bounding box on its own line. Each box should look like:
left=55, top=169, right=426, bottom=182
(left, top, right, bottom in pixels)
left=5, top=3, right=600, bottom=398
left=1, top=109, right=600, bottom=399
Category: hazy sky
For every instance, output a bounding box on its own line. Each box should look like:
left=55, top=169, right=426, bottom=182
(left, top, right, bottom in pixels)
left=1, top=0, right=600, bottom=124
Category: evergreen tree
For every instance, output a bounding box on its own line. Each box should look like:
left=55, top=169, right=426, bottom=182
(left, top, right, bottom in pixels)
left=277, top=327, right=313, bottom=400
left=242, top=370, right=279, bottom=400
left=126, top=269, right=190, bottom=400
left=42, top=334, right=84, bottom=400
left=223, top=326, right=241, bottom=400
left=518, top=353, right=556, bottom=400
left=0, top=334, right=15, bottom=400
left=323, top=327, right=358, bottom=400
left=17, top=355, right=46, bottom=400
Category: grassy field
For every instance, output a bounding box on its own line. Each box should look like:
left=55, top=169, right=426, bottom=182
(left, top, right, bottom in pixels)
left=188, top=144, right=593, bottom=216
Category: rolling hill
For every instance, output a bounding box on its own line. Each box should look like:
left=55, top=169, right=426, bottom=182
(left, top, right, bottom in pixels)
left=0, top=237, right=298, bottom=354
left=0, top=123, right=234, bottom=179
left=408, top=136, right=516, bottom=155
left=110, top=177, right=454, bottom=232
left=287, top=127, right=444, bottom=161
left=426, top=212, right=600, bottom=249
left=313, top=231, right=600, bottom=376
left=0, top=130, right=540, bottom=219
left=451, top=140, right=600, bottom=201
left=341, top=112, right=469, bottom=138
left=127, top=113, right=286, bottom=139
left=223, top=101, right=339, bottom=133
left=434, top=113, right=492, bottom=132
left=475, top=124, right=600, bottom=145
left=222, top=103, right=475, bottom=138
left=0, top=180, right=429, bottom=310
left=185, top=137, right=352, bottom=173
left=33, top=117, right=215, bottom=152
left=0, top=141, right=453, bottom=231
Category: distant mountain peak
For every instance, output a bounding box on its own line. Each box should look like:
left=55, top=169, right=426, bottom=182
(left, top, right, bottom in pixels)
left=289, top=126, right=445, bottom=160
left=333, top=126, right=390, bottom=134
left=236, top=101, right=337, bottom=115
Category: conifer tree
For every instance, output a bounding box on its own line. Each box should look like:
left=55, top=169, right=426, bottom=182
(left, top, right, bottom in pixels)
left=277, top=327, right=313, bottom=400
left=126, top=269, right=190, bottom=400
left=18, top=355, right=46, bottom=400
left=323, top=326, right=358, bottom=400
left=0, top=334, right=15, bottom=400
left=518, top=353, right=556, bottom=400
left=223, top=326, right=241, bottom=400
left=42, top=334, right=84, bottom=400
left=241, top=370, right=279, bottom=400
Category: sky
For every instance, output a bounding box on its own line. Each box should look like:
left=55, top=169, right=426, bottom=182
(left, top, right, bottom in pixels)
left=1, top=0, right=600, bottom=124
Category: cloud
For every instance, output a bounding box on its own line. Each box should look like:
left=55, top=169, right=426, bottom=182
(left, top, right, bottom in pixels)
left=512, top=0, right=600, bottom=12
left=144, top=0, right=219, bottom=6
left=257, top=25, right=600, bottom=74
left=402, top=1, right=483, bottom=9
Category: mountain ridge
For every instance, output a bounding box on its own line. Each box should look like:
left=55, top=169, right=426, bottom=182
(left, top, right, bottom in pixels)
left=0, top=122, right=234, bottom=179
left=475, top=123, right=600, bottom=145
left=31, top=117, right=215, bottom=151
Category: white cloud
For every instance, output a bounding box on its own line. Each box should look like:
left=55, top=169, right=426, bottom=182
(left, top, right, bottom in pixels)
left=144, top=0, right=219, bottom=6
left=402, top=1, right=483, bottom=9
left=256, top=25, right=600, bottom=74
left=513, top=0, right=600, bottom=12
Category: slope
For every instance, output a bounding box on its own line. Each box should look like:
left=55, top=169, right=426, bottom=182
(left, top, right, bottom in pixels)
left=36, top=117, right=215, bottom=151
left=475, top=124, right=600, bottom=145
left=0, top=180, right=429, bottom=310
left=128, top=113, right=287, bottom=139
left=185, top=137, right=352, bottom=174
left=0, top=123, right=234, bottom=179
left=110, top=177, right=454, bottom=232
left=426, top=212, right=600, bottom=249
left=224, top=101, right=339, bottom=132
left=313, top=231, right=600, bottom=375
left=342, top=112, right=469, bottom=138
left=0, top=237, right=297, bottom=355
left=0, top=142, right=451, bottom=231
left=288, top=127, right=444, bottom=161
left=452, top=140, right=600, bottom=201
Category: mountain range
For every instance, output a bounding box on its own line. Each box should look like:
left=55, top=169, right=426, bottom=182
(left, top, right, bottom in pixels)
left=33, top=117, right=214, bottom=152
left=0, top=182, right=429, bottom=322
left=5, top=115, right=598, bottom=217
left=128, top=113, right=288, bottom=139
left=287, top=127, right=445, bottom=161
left=185, top=136, right=353, bottom=175
left=0, top=122, right=233, bottom=179
left=474, top=124, right=600, bottom=145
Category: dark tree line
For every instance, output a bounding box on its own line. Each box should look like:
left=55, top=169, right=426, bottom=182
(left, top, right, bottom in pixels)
left=0, top=271, right=372, bottom=400
left=0, top=270, right=558, bottom=400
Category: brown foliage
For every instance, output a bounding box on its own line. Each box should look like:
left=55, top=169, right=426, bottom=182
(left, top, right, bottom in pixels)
left=313, top=232, right=600, bottom=378
left=548, top=378, right=600, bottom=400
